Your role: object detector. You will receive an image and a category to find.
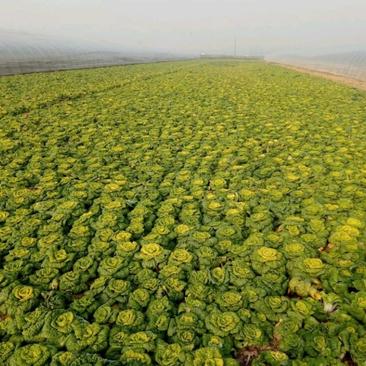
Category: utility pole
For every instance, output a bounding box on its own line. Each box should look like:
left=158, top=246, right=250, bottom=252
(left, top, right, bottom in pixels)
left=234, top=37, right=237, bottom=57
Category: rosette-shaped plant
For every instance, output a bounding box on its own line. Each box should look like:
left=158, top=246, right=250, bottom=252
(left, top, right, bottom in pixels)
left=7, top=188, right=35, bottom=209
left=216, top=239, right=233, bottom=255
left=302, top=331, right=341, bottom=359
left=282, top=242, right=306, bottom=259
left=123, top=331, right=157, bottom=353
left=69, top=223, right=91, bottom=242
left=129, top=259, right=144, bottom=275
left=146, top=296, right=172, bottom=332
left=116, top=240, right=139, bottom=258
left=37, top=231, right=63, bottom=251
left=246, top=210, right=273, bottom=232
left=5, top=247, right=32, bottom=262
left=93, top=211, right=119, bottom=231
left=288, top=257, right=325, bottom=278
left=253, top=296, right=289, bottom=322
left=190, top=230, right=214, bottom=248
left=128, top=288, right=151, bottom=310
left=329, top=224, right=360, bottom=246
left=202, top=199, right=224, bottom=225
left=0, top=225, right=12, bottom=248
left=186, top=281, right=212, bottom=302
left=170, top=312, right=203, bottom=337
left=41, top=310, right=76, bottom=346
left=179, top=203, right=201, bottom=226
left=102, top=278, right=131, bottom=303
left=196, top=246, right=218, bottom=268
left=189, top=347, right=225, bottom=366
left=160, top=277, right=186, bottom=301
left=58, top=271, right=83, bottom=292
left=277, top=333, right=304, bottom=359
left=171, top=329, right=197, bottom=352
left=50, top=351, right=111, bottom=366
left=125, top=216, right=144, bottom=237
left=168, top=248, right=193, bottom=270
left=308, top=217, right=328, bottom=238
left=93, top=304, right=117, bottom=324
left=201, top=334, right=233, bottom=357
left=120, top=349, right=152, bottom=365
left=95, top=227, right=115, bottom=242
left=116, top=309, right=144, bottom=331
left=87, top=238, right=114, bottom=257
left=261, top=269, right=289, bottom=293
left=0, top=210, right=9, bottom=223
left=265, top=232, right=283, bottom=248
left=106, top=329, right=128, bottom=359
left=235, top=324, right=264, bottom=348
left=351, top=336, right=366, bottom=364
left=289, top=299, right=314, bottom=319
left=209, top=177, right=227, bottom=190
left=303, top=258, right=325, bottom=276
left=205, top=310, right=241, bottom=337
left=3, top=259, right=33, bottom=281
left=66, top=321, right=109, bottom=353
left=150, top=227, right=175, bottom=246
left=114, top=230, right=133, bottom=243
left=0, top=341, right=14, bottom=363
left=135, top=268, right=160, bottom=293
left=20, top=236, right=37, bottom=248
left=175, top=223, right=192, bottom=238
left=255, top=351, right=289, bottom=366
left=45, top=248, right=75, bottom=271
left=343, top=292, right=366, bottom=323
left=229, top=259, right=255, bottom=286
left=71, top=291, right=99, bottom=315
left=353, top=291, right=366, bottom=310
left=147, top=313, right=170, bottom=333
left=88, top=276, right=108, bottom=296
left=215, top=291, right=243, bottom=312
left=12, top=284, right=35, bottom=302
left=135, top=243, right=168, bottom=268
left=225, top=206, right=246, bottom=227
left=242, top=232, right=265, bottom=250
left=154, top=215, right=175, bottom=230
left=280, top=216, right=306, bottom=237
left=211, top=266, right=230, bottom=286
left=155, top=341, right=186, bottom=365
left=288, top=277, right=321, bottom=300
left=159, top=264, right=183, bottom=280
left=73, top=255, right=97, bottom=276
left=8, top=343, right=55, bottom=365
left=274, top=316, right=302, bottom=340
left=98, top=256, right=127, bottom=277
left=215, top=224, right=242, bottom=243
left=22, top=306, right=49, bottom=341
left=178, top=297, right=207, bottom=319
left=251, top=247, right=284, bottom=274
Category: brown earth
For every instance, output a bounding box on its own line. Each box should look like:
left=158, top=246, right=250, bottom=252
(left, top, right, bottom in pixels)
left=270, top=62, right=366, bottom=92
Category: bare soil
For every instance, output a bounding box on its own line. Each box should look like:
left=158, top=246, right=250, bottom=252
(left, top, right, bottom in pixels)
left=271, top=62, right=366, bottom=92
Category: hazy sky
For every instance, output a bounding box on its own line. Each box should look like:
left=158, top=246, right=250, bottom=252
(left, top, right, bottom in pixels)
left=1, top=0, right=366, bottom=56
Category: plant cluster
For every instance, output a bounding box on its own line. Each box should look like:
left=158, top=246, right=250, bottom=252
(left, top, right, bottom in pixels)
left=1, top=60, right=366, bottom=365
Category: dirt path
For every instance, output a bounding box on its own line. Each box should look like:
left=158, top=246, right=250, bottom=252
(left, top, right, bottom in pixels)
left=270, top=62, right=366, bottom=92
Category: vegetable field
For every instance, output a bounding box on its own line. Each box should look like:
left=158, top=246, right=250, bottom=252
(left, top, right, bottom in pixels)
left=1, top=60, right=366, bottom=365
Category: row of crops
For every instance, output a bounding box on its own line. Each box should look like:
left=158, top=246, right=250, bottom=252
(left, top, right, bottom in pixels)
left=1, top=60, right=366, bottom=365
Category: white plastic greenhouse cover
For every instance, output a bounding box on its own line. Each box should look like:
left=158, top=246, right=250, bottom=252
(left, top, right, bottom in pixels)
left=267, top=53, right=366, bottom=82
